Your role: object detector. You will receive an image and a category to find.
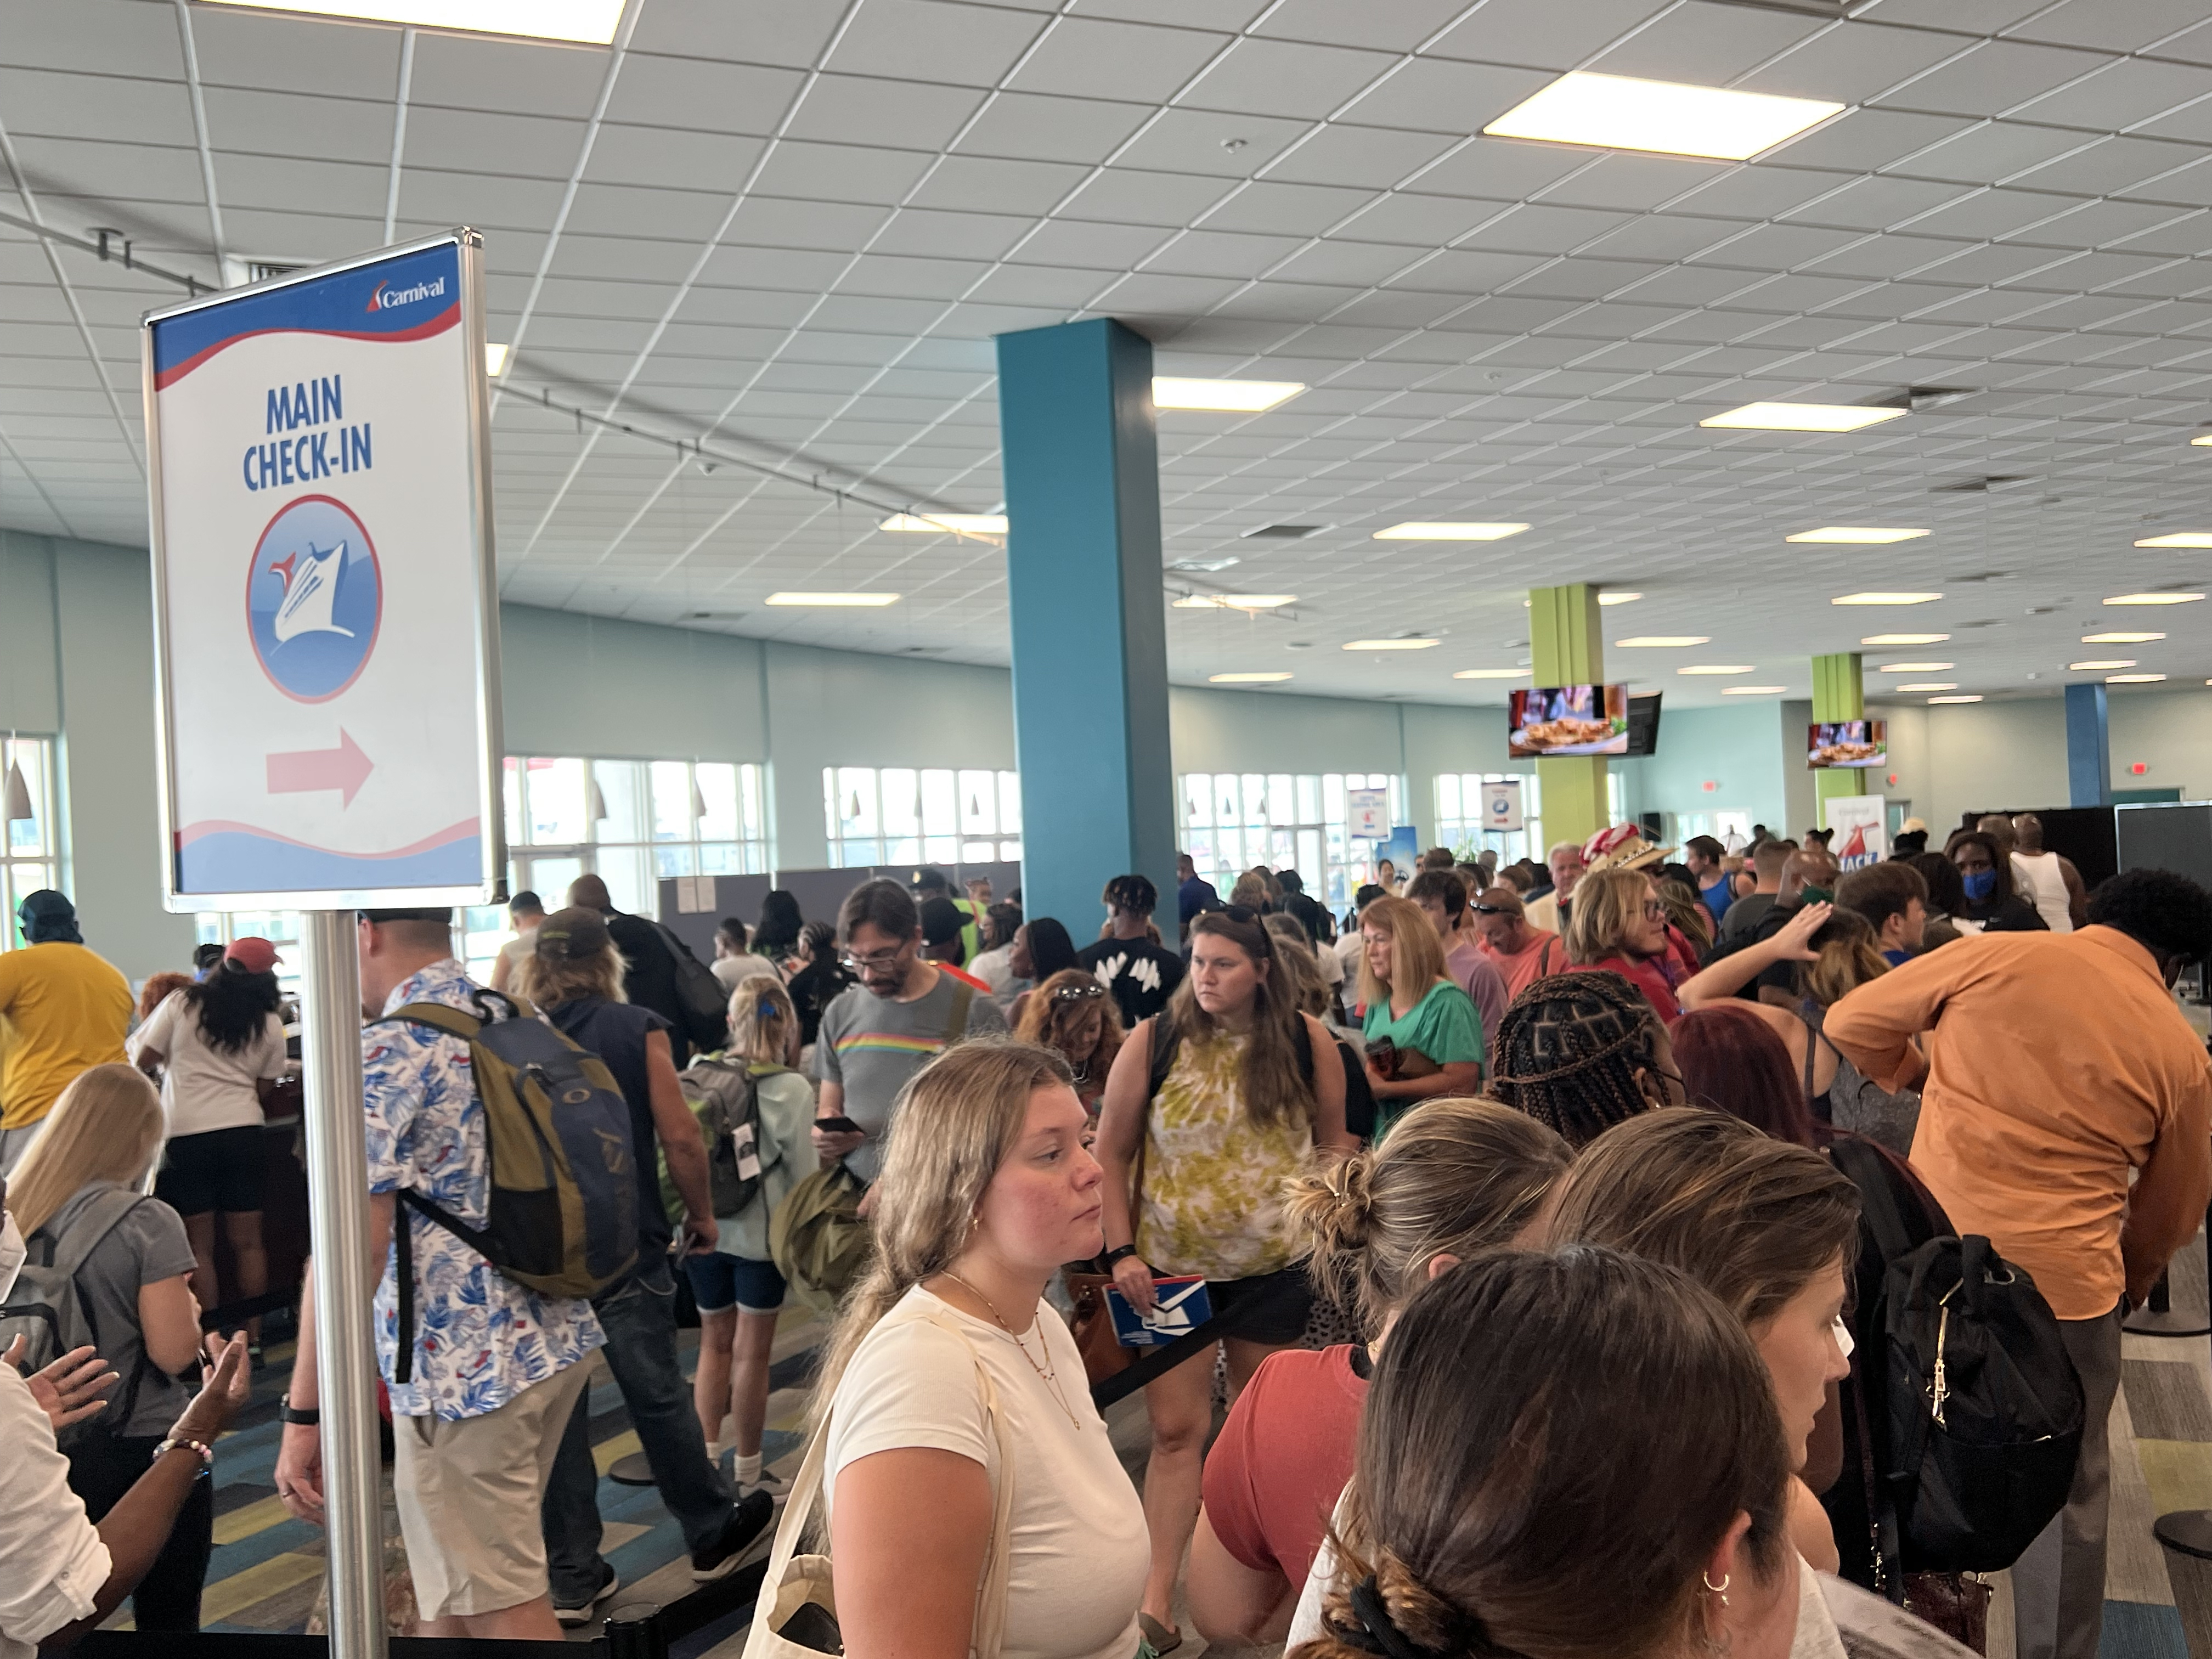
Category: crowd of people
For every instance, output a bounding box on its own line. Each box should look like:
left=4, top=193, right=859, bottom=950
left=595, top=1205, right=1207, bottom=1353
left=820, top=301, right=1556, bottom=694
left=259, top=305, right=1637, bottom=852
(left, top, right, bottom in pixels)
left=0, top=805, right=2208, bottom=1659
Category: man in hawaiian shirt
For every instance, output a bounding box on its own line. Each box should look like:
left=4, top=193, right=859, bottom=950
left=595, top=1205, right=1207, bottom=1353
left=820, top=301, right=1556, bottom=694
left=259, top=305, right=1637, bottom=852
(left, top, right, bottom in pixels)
left=273, top=909, right=605, bottom=1639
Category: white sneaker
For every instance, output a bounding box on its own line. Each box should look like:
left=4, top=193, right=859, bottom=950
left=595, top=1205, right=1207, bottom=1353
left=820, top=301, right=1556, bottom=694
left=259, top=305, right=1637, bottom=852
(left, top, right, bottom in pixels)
left=742, top=1465, right=792, bottom=1504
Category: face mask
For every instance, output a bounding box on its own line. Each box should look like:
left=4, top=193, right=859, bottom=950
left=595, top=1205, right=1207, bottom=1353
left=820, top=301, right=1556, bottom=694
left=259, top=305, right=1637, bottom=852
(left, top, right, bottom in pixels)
left=1799, top=885, right=1834, bottom=906
left=1961, top=869, right=1997, bottom=902
left=0, top=1210, right=25, bottom=1304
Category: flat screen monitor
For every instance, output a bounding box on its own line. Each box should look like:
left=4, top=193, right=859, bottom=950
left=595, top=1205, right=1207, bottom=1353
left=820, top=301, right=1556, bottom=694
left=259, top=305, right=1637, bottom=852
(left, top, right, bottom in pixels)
left=1508, top=684, right=1629, bottom=758
left=1808, top=720, right=1887, bottom=770
left=1625, top=692, right=1662, bottom=758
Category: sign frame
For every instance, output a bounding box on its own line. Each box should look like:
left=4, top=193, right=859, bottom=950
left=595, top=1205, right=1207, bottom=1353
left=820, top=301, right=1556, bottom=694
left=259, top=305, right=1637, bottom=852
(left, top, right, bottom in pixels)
left=141, top=228, right=505, bottom=913
left=1347, top=786, right=1389, bottom=840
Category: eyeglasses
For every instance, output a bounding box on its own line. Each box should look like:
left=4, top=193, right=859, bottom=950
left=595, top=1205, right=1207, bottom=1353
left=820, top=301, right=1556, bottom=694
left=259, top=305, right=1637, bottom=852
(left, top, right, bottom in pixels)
left=839, top=946, right=907, bottom=973
left=1050, top=980, right=1106, bottom=1002
left=1640, top=901, right=1667, bottom=920
left=1471, top=904, right=1509, bottom=916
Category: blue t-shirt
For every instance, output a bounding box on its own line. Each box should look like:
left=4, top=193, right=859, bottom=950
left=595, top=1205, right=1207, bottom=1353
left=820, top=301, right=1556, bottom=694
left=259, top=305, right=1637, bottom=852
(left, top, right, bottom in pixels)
left=1699, top=880, right=1732, bottom=929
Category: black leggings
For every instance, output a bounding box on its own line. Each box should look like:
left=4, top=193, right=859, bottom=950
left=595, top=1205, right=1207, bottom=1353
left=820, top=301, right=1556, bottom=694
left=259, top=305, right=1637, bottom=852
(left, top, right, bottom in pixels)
left=66, top=1431, right=216, bottom=1632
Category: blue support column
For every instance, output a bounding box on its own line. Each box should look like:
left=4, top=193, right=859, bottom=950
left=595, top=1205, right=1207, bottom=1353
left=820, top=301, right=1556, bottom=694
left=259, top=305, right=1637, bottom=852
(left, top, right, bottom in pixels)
left=2066, top=682, right=2112, bottom=807
left=996, top=318, right=1176, bottom=929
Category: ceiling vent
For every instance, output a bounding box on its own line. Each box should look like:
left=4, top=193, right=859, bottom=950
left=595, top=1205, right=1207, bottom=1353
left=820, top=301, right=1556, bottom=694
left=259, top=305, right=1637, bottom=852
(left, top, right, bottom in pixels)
left=1930, top=475, right=2035, bottom=494
left=1242, top=523, right=1323, bottom=539
left=1947, top=571, right=2012, bottom=584
left=221, top=254, right=310, bottom=289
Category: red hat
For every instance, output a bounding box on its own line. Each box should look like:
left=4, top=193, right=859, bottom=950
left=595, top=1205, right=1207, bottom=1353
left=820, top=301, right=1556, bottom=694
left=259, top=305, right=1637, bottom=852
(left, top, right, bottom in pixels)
left=224, top=935, right=281, bottom=975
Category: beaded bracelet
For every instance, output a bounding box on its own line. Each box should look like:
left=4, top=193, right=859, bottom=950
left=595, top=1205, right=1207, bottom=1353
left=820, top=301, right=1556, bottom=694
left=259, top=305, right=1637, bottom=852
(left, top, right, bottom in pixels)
left=155, top=1436, right=215, bottom=1472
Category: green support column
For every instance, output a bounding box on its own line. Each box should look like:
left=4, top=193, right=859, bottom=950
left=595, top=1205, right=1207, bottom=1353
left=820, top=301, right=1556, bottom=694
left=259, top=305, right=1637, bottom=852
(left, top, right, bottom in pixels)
left=1811, top=652, right=1866, bottom=826
left=1530, top=583, right=1608, bottom=849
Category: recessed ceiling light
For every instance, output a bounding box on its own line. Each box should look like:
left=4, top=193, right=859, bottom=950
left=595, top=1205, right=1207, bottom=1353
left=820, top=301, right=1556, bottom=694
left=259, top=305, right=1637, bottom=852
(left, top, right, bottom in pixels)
left=2105, top=592, right=2204, bottom=605
left=483, top=342, right=509, bottom=376
left=1344, top=637, right=1440, bottom=651
left=1173, top=593, right=1299, bottom=610
left=2108, top=673, right=2168, bottom=684
left=1786, top=527, right=1929, bottom=544
left=1703, top=403, right=1907, bottom=433
left=1153, top=378, right=1305, bottom=412
left=1453, top=668, right=1531, bottom=679
left=879, top=513, right=1007, bottom=535
left=1861, top=633, right=1949, bottom=646
left=1373, top=522, right=1531, bottom=540
left=2135, top=533, right=2212, bottom=548
left=1833, top=592, right=1942, bottom=606
left=2192, top=436, right=2212, bottom=447
left=1928, top=695, right=1982, bottom=704
left=1480, top=71, right=1841, bottom=161
left=1895, top=682, right=1958, bottom=692
left=1209, top=672, right=1294, bottom=683
left=765, top=592, right=900, bottom=607
left=2069, top=659, right=2138, bottom=671
left=1876, top=662, right=1954, bottom=672
left=1722, top=685, right=1789, bottom=695
left=1615, top=636, right=1710, bottom=647
left=2083, top=631, right=2165, bottom=644
left=1678, top=664, right=1755, bottom=675
left=196, top=0, right=627, bottom=40
left=1596, top=591, right=1642, bottom=606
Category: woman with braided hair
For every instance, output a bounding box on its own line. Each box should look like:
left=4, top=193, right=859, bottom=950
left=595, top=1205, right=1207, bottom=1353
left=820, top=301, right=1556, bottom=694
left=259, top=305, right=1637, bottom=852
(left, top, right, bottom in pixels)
left=1483, top=970, right=1684, bottom=1148
left=1283, top=1246, right=1807, bottom=1659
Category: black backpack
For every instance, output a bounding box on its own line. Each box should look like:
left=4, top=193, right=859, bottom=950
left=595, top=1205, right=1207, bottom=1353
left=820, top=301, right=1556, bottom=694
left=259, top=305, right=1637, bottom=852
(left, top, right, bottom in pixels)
left=648, top=918, right=732, bottom=1052
left=675, top=1056, right=782, bottom=1218
left=1833, top=1137, right=2084, bottom=1576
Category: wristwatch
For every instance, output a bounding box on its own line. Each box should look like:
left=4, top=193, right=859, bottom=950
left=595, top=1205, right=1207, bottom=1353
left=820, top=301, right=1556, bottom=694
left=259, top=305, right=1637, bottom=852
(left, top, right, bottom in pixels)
left=1103, top=1244, right=1139, bottom=1266
left=279, top=1394, right=320, bottom=1427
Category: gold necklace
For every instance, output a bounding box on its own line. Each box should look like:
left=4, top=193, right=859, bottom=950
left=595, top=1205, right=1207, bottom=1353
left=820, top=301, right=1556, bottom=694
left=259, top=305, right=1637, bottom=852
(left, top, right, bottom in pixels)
left=939, top=1270, right=1082, bottom=1431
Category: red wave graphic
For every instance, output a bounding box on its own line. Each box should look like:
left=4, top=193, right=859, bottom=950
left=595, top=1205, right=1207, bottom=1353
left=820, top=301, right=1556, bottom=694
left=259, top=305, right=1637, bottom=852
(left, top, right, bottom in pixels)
left=154, top=303, right=460, bottom=390
left=174, top=816, right=479, bottom=856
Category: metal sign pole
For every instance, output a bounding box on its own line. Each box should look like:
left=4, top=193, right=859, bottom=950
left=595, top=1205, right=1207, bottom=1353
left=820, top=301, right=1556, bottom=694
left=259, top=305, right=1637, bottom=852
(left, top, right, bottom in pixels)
left=298, top=909, right=387, bottom=1659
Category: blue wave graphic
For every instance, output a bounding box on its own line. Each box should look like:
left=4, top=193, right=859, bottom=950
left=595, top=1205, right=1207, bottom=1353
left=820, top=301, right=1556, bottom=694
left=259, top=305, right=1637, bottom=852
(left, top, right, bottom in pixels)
left=178, top=831, right=481, bottom=894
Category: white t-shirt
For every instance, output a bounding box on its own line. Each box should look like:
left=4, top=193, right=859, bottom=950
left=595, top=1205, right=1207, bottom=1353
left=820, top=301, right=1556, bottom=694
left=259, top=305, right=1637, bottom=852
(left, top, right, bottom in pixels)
left=0, top=1364, right=111, bottom=1659
left=2010, top=851, right=2073, bottom=933
left=825, top=1285, right=1148, bottom=1659
left=712, top=952, right=785, bottom=992
left=496, top=929, right=539, bottom=980
left=969, top=944, right=1018, bottom=995
left=128, top=991, right=286, bottom=1138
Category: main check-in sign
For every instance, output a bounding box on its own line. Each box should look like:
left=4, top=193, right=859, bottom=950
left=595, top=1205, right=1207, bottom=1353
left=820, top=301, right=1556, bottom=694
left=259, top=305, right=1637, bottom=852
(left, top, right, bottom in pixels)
left=147, top=238, right=496, bottom=903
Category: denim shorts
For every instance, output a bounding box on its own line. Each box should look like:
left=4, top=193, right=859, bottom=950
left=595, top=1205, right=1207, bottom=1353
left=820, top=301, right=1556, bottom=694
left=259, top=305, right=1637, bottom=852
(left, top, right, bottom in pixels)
left=684, top=1251, right=786, bottom=1315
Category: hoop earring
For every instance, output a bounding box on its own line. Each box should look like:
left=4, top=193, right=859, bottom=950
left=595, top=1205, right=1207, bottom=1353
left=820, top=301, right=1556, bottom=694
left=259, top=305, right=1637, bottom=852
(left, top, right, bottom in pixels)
left=1702, top=1572, right=1730, bottom=1607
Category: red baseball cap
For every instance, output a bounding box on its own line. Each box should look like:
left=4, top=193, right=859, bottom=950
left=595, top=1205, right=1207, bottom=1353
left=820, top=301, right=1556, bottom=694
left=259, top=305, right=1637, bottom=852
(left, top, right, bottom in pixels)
left=224, top=936, right=281, bottom=975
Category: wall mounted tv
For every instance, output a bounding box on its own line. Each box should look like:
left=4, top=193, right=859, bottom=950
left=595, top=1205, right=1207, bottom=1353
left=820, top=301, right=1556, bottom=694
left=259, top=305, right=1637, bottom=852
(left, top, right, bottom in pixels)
left=1509, top=684, right=1629, bottom=758
left=1625, top=692, right=1662, bottom=758
left=1808, top=720, right=1888, bottom=770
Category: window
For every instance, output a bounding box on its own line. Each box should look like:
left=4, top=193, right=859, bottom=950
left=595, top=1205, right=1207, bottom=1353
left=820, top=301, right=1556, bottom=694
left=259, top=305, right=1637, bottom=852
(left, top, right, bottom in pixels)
left=2, top=736, right=59, bottom=952
left=1177, top=772, right=1404, bottom=908
left=507, top=756, right=771, bottom=922
left=1434, top=773, right=1542, bottom=865
left=824, top=768, right=1022, bottom=868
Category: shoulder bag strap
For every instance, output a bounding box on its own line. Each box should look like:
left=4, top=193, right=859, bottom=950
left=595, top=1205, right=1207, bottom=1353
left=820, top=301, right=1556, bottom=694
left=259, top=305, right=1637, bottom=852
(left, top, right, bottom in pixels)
left=51, top=1189, right=148, bottom=1281
left=922, top=1314, right=1019, bottom=1659
left=742, top=1406, right=839, bottom=1653
left=374, top=1002, right=483, bottom=1042
left=1800, top=1009, right=1821, bottom=1105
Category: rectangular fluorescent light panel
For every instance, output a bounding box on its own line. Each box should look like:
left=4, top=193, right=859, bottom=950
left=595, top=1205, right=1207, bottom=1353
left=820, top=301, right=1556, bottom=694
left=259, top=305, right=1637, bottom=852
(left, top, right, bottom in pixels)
left=1373, top=523, right=1530, bottom=540
left=2136, top=533, right=2212, bottom=547
left=1703, top=403, right=1907, bottom=433
left=1615, top=636, right=1709, bottom=647
left=1678, top=665, right=1754, bottom=675
left=483, top=342, right=509, bottom=376
left=1174, top=594, right=1298, bottom=610
left=1344, top=638, right=1439, bottom=651
left=1153, top=378, right=1304, bottom=412
left=1722, top=686, right=1788, bottom=695
left=1877, top=662, right=1953, bottom=672
left=1210, top=672, right=1294, bottom=683
left=879, top=513, right=1007, bottom=535
left=1481, top=72, right=1841, bottom=161
left=1596, top=591, right=1641, bottom=605
left=2070, top=660, right=2137, bottom=670
left=1895, top=682, right=1957, bottom=692
left=1862, top=633, right=1949, bottom=645
left=2084, top=631, right=2164, bottom=644
left=1833, top=592, right=1942, bottom=605
left=1453, top=668, right=1531, bottom=680
left=196, top=0, right=627, bottom=41
left=764, top=592, right=899, bottom=607
left=2105, top=592, right=2204, bottom=605
left=1786, top=527, right=1929, bottom=544
left=2109, top=674, right=2167, bottom=684
left=1928, top=695, right=1982, bottom=704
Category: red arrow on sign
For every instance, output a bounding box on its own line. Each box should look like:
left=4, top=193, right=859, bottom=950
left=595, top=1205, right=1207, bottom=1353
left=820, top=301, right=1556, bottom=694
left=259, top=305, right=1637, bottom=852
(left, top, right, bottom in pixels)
left=267, top=729, right=374, bottom=808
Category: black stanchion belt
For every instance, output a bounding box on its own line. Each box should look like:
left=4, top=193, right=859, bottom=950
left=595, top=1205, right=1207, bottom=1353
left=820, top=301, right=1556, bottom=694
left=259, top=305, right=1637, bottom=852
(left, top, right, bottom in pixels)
left=197, top=1288, right=298, bottom=1331
left=1088, top=1272, right=1306, bottom=1412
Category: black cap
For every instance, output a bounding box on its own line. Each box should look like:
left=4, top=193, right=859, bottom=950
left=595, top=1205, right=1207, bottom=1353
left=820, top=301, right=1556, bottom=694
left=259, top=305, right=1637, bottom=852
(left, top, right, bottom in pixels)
left=918, top=895, right=966, bottom=946
left=535, top=907, right=612, bottom=959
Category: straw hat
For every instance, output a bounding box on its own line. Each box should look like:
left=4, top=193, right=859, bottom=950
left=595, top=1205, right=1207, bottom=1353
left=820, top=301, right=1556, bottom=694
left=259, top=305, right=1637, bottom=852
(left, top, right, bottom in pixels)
left=1581, top=823, right=1675, bottom=876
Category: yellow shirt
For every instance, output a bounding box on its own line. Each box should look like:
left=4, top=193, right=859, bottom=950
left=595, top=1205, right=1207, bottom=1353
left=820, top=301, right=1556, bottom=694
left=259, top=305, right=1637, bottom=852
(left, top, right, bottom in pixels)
left=1822, top=926, right=2212, bottom=1322
left=0, top=942, right=134, bottom=1130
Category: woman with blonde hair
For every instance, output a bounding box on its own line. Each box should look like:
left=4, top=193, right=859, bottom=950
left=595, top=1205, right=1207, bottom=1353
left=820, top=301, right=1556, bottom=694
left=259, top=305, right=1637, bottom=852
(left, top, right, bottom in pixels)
left=1229, top=866, right=1280, bottom=913
left=8, top=1064, right=215, bottom=1630
left=799, top=1039, right=1148, bottom=1659
left=685, top=973, right=816, bottom=1497
left=1013, top=969, right=1123, bottom=1114
left=1564, top=866, right=1686, bottom=1023
left=1356, top=895, right=1482, bottom=1139
left=1189, top=1099, right=1571, bottom=1643
left=1262, top=913, right=1334, bottom=1022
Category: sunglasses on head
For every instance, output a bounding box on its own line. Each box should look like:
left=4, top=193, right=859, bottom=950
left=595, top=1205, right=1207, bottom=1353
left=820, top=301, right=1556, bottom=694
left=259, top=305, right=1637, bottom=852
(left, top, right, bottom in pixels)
left=1051, top=979, right=1106, bottom=1002
left=1471, top=903, right=1509, bottom=915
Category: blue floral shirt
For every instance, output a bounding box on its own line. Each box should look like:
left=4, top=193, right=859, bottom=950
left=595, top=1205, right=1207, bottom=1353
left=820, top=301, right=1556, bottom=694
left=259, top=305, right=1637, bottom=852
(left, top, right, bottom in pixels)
left=364, top=960, right=602, bottom=1420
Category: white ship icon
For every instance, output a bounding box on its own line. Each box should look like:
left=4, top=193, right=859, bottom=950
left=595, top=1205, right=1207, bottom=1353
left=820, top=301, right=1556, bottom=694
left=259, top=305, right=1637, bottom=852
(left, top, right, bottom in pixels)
left=268, top=542, right=354, bottom=643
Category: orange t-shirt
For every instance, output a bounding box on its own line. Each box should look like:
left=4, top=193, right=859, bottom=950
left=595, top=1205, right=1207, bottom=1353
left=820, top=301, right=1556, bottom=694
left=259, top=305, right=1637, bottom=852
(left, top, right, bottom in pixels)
left=1203, top=1345, right=1367, bottom=1588
left=1479, top=927, right=1566, bottom=1001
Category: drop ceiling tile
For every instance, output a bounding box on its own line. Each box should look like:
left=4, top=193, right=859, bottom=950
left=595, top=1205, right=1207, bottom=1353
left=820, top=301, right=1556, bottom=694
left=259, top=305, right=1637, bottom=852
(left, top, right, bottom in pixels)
left=1333, top=191, right=1513, bottom=246
left=961, top=263, right=1105, bottom=307
left=1007, top=216, right=1172, bottom=269
left=1425, top=0, right=1670, bottom=72
left=953, top=91, right=1154, bottom=165
left=563, top=180, right=738, bottom=242
left=408, top=32, right=608, bottom=119
left=603, top=55, right=807, bottom=137
left=1879, top=40, right=2112, bottom=120
left=1335, top=58, right=1553, bottom=136
left=402, top=108, right=586, bottom=179
left=1458, top=202, right=1634, bottom=256
left=1768, top=109, right=1977, bottom=174
left=823, top=0, right=1051, bottom=87
left=1588, top=1, right=1824, bottom=83
left=1182, top=37, right=1397, bottom=121
left=196, top=83, right=399, bottom=160
left=1262, top=122, right=1461, bottom=189
left=835, top=252, right=991, bottom=300
left=905, top=154, right=1090, bottom=215
left=866, top=206, right=1036, bottom=262
left=1737, top=19, right=1966, bottom=106
left=750, top=140, right=936, bottom=206
left=1110, top=108, right=1314, bottom=177
left=2012, top=59, right=2212, bottom=132
left=724, top=196, right=890, bottom=255
left=7, top=137, right=207, bottom=208
left=1669, top=165, right=1862, bottom=221
left=1537, top=153, right=1730, bottom=214
left=192, top=7, right=401, bottom=98
left=1580, top=214, right=1740, bottom=262
left=782, top=74, right=989, bottom=152
left=1255, top=0, right=1466, bottom=51
left=1007, top=16, right=1232, bottom=103
left=1266, top=240, right=1420, bottom=286
left=2016, top=0, right=2212, bottom=54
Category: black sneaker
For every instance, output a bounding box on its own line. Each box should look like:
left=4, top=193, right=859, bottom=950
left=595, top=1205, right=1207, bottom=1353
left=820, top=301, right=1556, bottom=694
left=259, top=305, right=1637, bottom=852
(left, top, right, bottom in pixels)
left=553, top=1564, right=620, bottom=1627
left=690, top=1488, right=775, bottom=1581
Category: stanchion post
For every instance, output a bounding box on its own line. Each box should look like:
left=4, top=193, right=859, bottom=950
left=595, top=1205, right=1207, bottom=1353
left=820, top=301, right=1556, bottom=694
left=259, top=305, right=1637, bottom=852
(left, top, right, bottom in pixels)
left=299, top=910, right=387, bottom=1659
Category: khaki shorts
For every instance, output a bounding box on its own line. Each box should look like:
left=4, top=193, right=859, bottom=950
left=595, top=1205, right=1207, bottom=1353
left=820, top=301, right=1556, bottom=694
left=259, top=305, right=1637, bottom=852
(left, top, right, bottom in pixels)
left=390, top=1358, right=595, bottom=1620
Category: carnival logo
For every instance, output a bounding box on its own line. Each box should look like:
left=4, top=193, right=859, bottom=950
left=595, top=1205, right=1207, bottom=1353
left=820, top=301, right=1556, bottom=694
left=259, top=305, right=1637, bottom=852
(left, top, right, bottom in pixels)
left=365, top=274, right=446, bottom=313
left=247, top=495, right=382, bottom=704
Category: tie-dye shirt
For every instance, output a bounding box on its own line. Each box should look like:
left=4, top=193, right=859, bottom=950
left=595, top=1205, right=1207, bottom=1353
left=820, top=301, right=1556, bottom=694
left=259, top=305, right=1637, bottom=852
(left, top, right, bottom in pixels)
left=1137, top=1031, right=1316, bottom=1282
left=814, top=971, right=1007, bottom=1182
left=362, top=960, right=602, bottom=1420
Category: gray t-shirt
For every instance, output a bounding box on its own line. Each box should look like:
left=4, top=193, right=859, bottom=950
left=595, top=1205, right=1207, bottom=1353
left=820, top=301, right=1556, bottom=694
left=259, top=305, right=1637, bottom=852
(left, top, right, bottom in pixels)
left=39, top=1181, right=198, bottom=1437
left=815, top=972, right=1007, bottom=1182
